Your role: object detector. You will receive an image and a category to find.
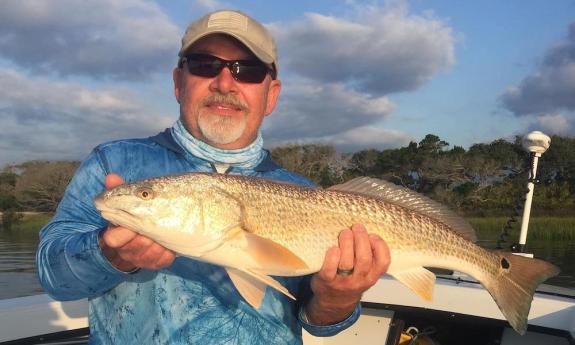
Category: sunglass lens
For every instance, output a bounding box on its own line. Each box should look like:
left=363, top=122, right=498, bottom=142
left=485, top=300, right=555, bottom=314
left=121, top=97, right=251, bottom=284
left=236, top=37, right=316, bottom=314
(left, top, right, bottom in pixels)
left=185, top=54, right=269, bottom=83
left=187, top=55, right=222, bottom=77
left=233, top=62, right=268, bottom=83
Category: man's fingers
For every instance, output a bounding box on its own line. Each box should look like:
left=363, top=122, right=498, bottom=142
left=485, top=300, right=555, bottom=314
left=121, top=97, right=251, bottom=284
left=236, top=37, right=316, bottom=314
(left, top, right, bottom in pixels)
left=318, top=247, right=341, bottom=281
left=368, top=234, right=391, bottom=279
left=137, top=242, right=166, bottom=267
left=102, top=226, right=138, bottom=248
left=154, top=249, right=176, bottom=269
left=105, top=173, right=125, bottom=190
left=351, top=224, right=372, bottom=276
left=337, top=229, right=354, bottom=270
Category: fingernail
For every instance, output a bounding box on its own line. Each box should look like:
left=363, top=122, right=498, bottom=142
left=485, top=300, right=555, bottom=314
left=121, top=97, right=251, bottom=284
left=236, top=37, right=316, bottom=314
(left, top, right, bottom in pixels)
left=340, top=228, right=352, bottom=236
left=369, top=234, right=379, bottom=240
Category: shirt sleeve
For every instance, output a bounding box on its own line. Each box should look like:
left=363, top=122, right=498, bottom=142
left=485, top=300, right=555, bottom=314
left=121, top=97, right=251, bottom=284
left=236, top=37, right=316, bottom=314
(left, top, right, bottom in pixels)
left=294, top=274, right=361, bottom=337
left=298, top=303, right=361, bottom=337
left=36, top=148, right=129, bottom=301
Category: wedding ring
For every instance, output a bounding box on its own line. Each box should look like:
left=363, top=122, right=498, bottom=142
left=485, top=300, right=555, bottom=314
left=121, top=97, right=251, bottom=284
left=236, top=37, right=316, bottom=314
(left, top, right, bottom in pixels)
left=336, top=267, right=354, bottom=276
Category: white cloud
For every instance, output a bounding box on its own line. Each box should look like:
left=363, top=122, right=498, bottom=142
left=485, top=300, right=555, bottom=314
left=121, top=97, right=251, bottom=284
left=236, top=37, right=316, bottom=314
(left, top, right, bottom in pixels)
left=263, top=78, right=396, bottom=144
left=0, top=1, right=460, bottom=163
left=501, top=22, right=575, bottom=116
left=194, top=0, right=226, bottom=11
left=0, top=0, right=181, bottom=80
left=0, top=69, right=173, bottom=166
left=269, top=2, right=455, bottom=94
left=321, top=126, right=414, bottom=152
left=530, top=113, right=574, bottom=137
left=266, top=125, right=412, bottom=153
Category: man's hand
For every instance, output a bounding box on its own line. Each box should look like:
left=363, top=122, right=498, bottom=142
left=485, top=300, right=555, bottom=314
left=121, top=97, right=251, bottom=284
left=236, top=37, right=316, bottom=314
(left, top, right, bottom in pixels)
left=98, top=173, right=176, bottom=272
left=305, top=224, right=390, bottom=325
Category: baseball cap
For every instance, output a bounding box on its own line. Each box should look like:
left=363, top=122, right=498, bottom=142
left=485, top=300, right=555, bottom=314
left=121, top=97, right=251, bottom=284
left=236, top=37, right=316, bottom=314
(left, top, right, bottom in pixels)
left=179, top=10, right=278, bottom=74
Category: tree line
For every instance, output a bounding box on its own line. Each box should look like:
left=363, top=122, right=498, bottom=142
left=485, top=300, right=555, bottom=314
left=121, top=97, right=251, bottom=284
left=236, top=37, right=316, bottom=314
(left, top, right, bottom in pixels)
left=1, top=134, right=574, bottom=218
left=271, top=134, right=575, bottom=216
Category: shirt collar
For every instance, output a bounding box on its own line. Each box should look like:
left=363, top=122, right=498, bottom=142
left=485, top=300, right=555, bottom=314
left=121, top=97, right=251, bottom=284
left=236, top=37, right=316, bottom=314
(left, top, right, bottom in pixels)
left=148, top=128, right=281, bottom=172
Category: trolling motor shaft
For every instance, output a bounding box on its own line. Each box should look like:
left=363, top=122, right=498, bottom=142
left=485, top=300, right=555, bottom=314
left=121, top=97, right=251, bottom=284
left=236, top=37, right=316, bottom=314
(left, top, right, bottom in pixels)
left=515, top=131, right=551, bottom=254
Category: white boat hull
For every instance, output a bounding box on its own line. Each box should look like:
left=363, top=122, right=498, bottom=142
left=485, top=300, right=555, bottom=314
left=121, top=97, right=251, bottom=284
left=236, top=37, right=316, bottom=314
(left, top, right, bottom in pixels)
left=1, top=275, right=574, bottom=344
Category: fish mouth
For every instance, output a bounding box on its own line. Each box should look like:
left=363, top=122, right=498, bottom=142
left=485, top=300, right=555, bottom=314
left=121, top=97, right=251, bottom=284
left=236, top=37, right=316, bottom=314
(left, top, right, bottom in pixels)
left=94, top=200, right=140, bottom=229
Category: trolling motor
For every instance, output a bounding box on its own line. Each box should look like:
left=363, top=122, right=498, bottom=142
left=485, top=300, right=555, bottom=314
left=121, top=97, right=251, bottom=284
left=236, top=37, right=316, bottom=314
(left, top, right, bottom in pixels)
left=513, top=131, right=551, bottom=254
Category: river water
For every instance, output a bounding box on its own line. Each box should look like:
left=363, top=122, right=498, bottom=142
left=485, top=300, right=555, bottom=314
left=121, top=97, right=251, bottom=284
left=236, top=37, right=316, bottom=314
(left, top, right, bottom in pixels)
left=0, top=229, right=44, bottom=299
left=1, top=225, right=574, bottom=300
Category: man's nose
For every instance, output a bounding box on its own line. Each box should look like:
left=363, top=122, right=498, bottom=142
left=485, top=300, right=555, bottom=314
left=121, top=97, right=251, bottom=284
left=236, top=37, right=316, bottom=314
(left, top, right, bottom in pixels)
left=209, top=66, right=237, bottom=94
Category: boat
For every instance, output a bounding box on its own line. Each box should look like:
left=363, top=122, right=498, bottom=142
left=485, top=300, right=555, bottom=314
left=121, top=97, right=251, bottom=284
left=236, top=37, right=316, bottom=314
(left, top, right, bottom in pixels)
left=1, top=276, right=573, bottom=344
left=1, top=131, right=574, bottom=344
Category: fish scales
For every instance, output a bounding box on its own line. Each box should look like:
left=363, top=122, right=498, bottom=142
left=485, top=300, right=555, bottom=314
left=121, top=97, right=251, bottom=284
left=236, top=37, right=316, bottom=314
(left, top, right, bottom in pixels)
left=214, top=174, right=499, bottom=279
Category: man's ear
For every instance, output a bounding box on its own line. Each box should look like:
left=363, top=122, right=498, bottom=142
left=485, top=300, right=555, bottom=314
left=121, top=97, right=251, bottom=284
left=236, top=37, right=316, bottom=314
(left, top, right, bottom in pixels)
left=173, top=67, right=184, bottom=103
left=264, top=79, right=282, bottom=116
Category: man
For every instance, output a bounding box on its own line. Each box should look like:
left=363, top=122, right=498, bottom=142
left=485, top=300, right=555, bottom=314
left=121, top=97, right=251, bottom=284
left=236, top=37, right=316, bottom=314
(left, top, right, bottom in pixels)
left=37, top=10, right=390, bottom=344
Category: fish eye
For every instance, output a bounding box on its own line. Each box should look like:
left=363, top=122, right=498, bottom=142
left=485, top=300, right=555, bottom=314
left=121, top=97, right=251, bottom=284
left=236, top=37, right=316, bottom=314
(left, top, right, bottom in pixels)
left=501, top=257, right=510, bottom=269
left=136, top=188, right=154, bottom=200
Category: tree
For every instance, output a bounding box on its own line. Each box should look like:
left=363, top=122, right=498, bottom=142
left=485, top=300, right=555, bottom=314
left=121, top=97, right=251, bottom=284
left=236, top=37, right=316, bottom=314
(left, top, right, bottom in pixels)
left=0, top=168, right=18, bottom=211
left=0, top=194, right=17, bottom=211
left=539, top=135, right=575, bottom=184
left=418, top=134, right=449, bottom=155
left=14, top=161, right=80, bottom=212
left=349, top=149, right=380, bottom=176
left=271, top=144, right=346, bottom=187
left=375, top=141, right=419, bottom=188
left=266, top=134, right=575, bottom=215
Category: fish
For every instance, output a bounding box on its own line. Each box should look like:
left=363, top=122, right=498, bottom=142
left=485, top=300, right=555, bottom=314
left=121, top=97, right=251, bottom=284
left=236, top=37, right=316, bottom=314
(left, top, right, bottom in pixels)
left=94, top=172, right=559, bottom=334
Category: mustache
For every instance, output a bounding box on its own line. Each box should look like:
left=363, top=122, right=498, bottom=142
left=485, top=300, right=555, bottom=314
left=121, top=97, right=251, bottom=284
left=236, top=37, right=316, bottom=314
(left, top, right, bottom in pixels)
left=201, top=93, right=249, bottom=112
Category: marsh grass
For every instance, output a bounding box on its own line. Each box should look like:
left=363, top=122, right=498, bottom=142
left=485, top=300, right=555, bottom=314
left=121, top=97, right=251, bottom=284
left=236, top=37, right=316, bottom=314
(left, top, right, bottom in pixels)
left=15, top=213, right=53, bottom=232
left=1, top=213, right=52, bottom=243
left=467, top=216, right=575, bottom=241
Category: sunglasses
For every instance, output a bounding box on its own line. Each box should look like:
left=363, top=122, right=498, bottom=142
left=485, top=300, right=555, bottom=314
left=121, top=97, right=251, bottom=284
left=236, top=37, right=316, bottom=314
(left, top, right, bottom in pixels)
left=181, top=53, right=275, bottom=83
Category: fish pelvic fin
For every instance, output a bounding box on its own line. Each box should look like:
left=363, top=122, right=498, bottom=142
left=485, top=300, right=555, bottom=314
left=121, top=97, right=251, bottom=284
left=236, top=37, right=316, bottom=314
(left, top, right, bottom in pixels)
left=226, top=268, right=296, bottom=309
left=389, top=267, right=436, bottom=301
left=484, top=253, right=560, bottom=335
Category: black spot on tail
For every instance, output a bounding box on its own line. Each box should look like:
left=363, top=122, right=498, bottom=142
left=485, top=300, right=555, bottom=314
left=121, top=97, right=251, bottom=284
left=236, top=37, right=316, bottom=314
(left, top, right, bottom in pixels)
left=501, top=257, right=510, bottom=269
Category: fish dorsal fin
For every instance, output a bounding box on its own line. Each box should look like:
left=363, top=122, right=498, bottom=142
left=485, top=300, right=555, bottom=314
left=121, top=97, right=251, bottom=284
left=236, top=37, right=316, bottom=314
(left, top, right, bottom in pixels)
left=328, top=177, right=476, bottom=242
left=226, top=268, right=296, bottom=309
left=389, top=266, right=436, bottom=301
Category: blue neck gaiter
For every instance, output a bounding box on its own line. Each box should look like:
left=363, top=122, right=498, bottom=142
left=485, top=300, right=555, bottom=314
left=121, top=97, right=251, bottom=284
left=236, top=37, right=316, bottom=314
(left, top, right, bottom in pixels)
left=171, top=119, right=265, bottom=170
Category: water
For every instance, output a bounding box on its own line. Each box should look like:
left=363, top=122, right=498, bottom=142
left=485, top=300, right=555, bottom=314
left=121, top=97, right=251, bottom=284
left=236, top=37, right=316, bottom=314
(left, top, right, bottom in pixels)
left=0, top=230, right=44, bottom=299
left=0, top=227, right=574, bottom=301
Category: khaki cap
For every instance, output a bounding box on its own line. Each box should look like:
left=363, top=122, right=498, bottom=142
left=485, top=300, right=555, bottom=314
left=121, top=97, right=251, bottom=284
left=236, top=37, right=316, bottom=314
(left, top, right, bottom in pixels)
left=179, top=10, right=278, bottom=73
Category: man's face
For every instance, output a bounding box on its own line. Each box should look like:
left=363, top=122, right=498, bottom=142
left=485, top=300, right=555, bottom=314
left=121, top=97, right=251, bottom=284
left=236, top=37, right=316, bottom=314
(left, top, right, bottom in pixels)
left=173, top=34, right=281, bottom=149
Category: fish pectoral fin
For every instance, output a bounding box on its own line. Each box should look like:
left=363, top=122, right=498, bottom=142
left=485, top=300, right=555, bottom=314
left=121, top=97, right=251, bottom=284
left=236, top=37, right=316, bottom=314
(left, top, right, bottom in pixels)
left=390, top=267, right=436, bottom=301
left=226, top=268, right=295, bottom=309
left=241, top=232, right=309, bottom=271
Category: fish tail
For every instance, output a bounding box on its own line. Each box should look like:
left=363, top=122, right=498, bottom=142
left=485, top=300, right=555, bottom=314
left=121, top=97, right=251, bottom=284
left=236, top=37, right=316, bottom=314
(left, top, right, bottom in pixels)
left=483, top=252, right=559, bottom=335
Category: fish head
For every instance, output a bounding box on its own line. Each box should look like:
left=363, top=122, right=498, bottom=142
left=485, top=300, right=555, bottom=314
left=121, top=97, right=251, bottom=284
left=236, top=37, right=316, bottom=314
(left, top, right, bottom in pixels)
left=94, top=176, right=224, bottom=255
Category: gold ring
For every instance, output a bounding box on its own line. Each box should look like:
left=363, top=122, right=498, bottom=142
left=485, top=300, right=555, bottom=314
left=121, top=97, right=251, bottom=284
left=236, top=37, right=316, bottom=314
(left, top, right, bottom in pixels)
left=336, top=268, right=354, bottom=276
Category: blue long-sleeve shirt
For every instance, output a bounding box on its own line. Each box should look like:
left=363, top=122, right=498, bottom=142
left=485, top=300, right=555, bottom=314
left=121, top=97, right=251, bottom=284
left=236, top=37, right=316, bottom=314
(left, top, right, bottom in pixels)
left=36, top=129, right=360, bottom=344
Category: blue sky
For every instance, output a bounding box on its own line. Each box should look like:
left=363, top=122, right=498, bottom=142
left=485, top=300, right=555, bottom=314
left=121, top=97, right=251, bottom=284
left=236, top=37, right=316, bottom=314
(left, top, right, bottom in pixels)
left=0, top=0, right=574, bottom=166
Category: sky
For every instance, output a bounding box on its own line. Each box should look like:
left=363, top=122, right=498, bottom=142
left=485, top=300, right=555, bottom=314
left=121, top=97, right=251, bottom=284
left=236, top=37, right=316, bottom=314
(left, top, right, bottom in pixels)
left=0, top=0, right=574, bottom=167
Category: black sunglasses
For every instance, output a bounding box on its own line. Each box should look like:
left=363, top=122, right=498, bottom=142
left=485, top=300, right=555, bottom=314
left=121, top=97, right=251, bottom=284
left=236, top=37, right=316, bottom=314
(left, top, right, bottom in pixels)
left=180, top=53, right=275, bottom=83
